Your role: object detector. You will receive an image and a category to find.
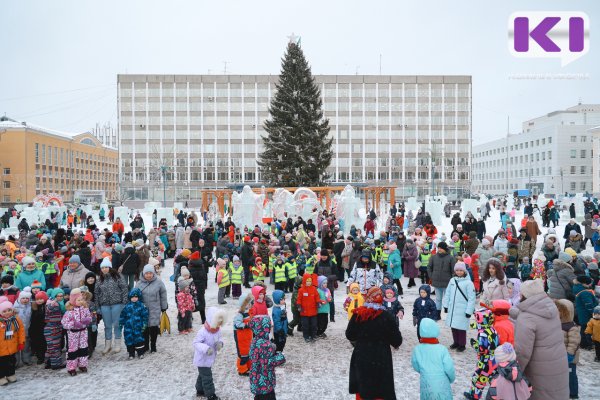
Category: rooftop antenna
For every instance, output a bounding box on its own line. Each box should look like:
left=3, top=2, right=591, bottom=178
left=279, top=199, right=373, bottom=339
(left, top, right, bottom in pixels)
left=355, top=65, right=360, bottom=75
left=223, top=61, right=230, bottom=74
left=578, top=97, right=582, bottom=105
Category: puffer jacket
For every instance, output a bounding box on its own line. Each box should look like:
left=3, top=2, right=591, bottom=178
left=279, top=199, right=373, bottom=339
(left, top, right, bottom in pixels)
left=249, top=315, right=286, bottom=395
left=517, top=238, right=535, bottom=262
left=547, top=260, right=576, bottom=300
left=347, top=261, right=382, bottom=294
left=192, top=307, right=224, bottom=368
left=581, top=214, right=594, bottom=239
left=175, top=227, right=185, bottom=249
left=510, top=292, right=569, bottom=400
left=0, top=315, right=25, bottom=356
left=481, top=278, right=510, bottom=306
left=135, top=269, right=168, bottom=326
left=94, top=274, right=129, bottom=308
left=60, top=264, right=91, bottom=290
left=555, top=299, right=580, bottom=364
left=120, top=247, right=140, bottom=275
left=119, top=288, right=149, bottom=346
left=427, top=251, right=456, bottom=289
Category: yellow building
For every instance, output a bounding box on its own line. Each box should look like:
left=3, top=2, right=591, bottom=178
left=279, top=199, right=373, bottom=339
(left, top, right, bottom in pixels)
left=0, top=116, right=118, bottom=204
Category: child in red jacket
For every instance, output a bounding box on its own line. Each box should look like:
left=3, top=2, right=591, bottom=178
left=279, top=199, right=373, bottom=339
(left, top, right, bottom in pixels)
left=486, top=300, right=514, bottom=345
left=296, top=273, right=320, bottom=343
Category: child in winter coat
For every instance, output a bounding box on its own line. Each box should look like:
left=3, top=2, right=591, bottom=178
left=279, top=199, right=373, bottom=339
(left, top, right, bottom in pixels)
left=0, top=275, right=19, bottom=304
left=464, top=309, right=499, bottom=400
left=119, top=288, right=149, bottom=360
left=485, top=343, right=532, bottom=400
left=344, top=282, right=365, bottom=321
left=555, top=299, right=580, bottom=399
left=316, top=276, right=332, bottom=338
left=413, top=285, right=437, bottom=339
left=381, top=275, right=404, bottom=329
left=573, top=275, right=598, bottom=350
left=193, top=307, right=226, bottom=400
left=411, top=318, right=455, bottom=400
left=249, top=315, right=286, bottom=400
left=215, top=258, right=230, bottom=305
left=584, top=306, right=600, bottom=362
left=249, top=285, right=269, bottom=317
left=487, top=300, right=514, bottom=345
left=271, top=289, right=288, bottom=352
left=519, top=257, right=532, bottom=282
left=229, top=256, right=244, bottom=299
left=251, top=257, right=266, bottom=284
left=44, top=288, right=65, bottom=370
left=29, top=291, right=47, bottom=364
left=176, top=278, right=195, bottom=334
left=0, top=298, right=25, bottom=386
left=443, top=262, right=476, bottom=351
left=13, top=288, right=32, bottom=367
left=296, top=273, right=320, bottom=342
left=530, top=258, right=546, bottom=281
left=507, top=278, right=521, bottom=307
left=233, top=296, right=253, bottom=376
left=287, top=275, right=303, bottom=335
left=61, top=288, right=92, bottom=375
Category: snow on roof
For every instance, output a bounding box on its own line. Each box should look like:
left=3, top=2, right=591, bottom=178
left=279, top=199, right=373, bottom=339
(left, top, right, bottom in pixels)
left=0, top=116, right=86, bottom=139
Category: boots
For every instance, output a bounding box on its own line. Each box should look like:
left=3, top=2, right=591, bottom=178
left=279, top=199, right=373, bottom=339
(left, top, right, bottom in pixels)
left=6, top=375, right=16, bottom=383
left=112, top=338, right=121, bottom=353
left=102, top=339, right=112, bottom=355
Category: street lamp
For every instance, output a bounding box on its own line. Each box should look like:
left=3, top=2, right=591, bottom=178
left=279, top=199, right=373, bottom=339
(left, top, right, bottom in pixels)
left=160, top=165, right=168, bottom=207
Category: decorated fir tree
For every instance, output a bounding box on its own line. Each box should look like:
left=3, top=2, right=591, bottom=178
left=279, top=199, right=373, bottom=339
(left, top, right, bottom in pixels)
left=258, top=38, right=332, bottom=187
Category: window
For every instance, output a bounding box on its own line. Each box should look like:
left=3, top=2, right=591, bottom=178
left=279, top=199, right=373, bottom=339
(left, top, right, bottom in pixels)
left=2, top=181, right=9, bottom=189
left=35, top=143, right=39, bottom=163
left=41, top=144, right=46, bottom=163
left=2, top=168, right=9, bottom=175
left=542, top=138, right=545, bottom=145
left=570, top=136, right=577, bottom=142
left=581, top=166, right=586, bottom=174
left=3, top=195, right=9, bottom=202
left=581, top=136, right=587, bottom=143
left=570, top=182, right=576, bottom=191
left=548, top=137, right=552, bottom=143
left=570, top=150, right=576, bottom=158
left=548, top=151, right=552, bottom=159
left=570, top=166, right=576, bottom=174
left=581, top=150, right=586, bottom=158
left=581, top=182, right=586, bottom=190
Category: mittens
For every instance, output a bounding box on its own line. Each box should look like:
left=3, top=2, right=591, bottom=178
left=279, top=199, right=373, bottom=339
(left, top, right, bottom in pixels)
left=206, top=347, right=214, bottom=356
left=216, top=342, right=223, bottom=351
left=18, top=344, right=25, bottom=351
left=465, top=313, right=471, bottom=319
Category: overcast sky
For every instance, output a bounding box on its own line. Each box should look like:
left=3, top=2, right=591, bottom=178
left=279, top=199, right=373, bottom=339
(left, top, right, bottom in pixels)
left=1, top=0, right=598, bottom=144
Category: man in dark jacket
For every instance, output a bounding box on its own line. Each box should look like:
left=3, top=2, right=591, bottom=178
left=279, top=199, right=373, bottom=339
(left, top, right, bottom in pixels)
left=120, top=244, right=140, bottom=290
left=316, top=249, right=338, bottom=322
left=75, top=242, right=93, bottom=271
left=188, top=256, right=207, bottom=323
left=190, top=228, right=202, bottom=250
left=240, top=236, right=255, bottom=288
left=563, top=219, right=582, bottom=240
left=427, top=242, right=456, bottom=319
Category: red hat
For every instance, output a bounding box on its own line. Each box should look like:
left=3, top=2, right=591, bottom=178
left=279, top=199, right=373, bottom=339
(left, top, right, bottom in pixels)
left=252, top=237, right=259, bottom=243
left=35, top=291, right=49, bottom=302
left=31, top=280, right=43, bottom=289
left=189, top=251, right=200, bottom=260
left=510, top=238, right=519, bottom=245
left=243, top=236, right=250, bottom=242
left=255, top=257, right=262, bottom=263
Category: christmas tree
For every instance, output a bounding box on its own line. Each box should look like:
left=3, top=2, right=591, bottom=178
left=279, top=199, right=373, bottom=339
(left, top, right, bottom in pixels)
left=258, top=38, right=332, bottom=187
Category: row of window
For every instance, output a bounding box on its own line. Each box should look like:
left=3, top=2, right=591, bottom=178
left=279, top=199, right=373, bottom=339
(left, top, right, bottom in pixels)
left=121, top=85, right=470, bottom=100
left=33, top=144, right=116, bottom=166
left=476, top=182, right=587, bottom=192
left=473, top=136, right=554, bottom=158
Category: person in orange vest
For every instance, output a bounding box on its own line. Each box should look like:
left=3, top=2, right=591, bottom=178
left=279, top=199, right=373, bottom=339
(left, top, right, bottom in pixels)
left=233, top=296, right=253, bottom=376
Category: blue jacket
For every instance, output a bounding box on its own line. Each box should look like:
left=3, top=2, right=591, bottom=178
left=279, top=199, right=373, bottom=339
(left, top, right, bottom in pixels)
left=573, top=283, right=598, bottom=328
left=593, top=231, right=600, bottom=252
left=413, top=285, right=437, bottom=321
left=411, top=318, right=455, bottom=400
left=119, top=288, right=149, bottom=346
left=387, top=249, right=402, bottom=279
left=442, top=276, right=476, bottom=330
left=271, top=290, right=288, bottom=334
left=15, top=268, right=46, bottom=290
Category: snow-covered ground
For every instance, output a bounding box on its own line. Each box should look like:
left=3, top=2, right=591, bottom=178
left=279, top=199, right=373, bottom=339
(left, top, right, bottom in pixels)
left=4, top=205, right=599, bottom=399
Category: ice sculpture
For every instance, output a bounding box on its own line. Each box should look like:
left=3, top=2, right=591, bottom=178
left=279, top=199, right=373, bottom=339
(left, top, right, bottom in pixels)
left=207, top=202, right=221, bottom=224
left=425, top=200, right=444, bottom=227
left=290, top=188, right=322, bottom=222
left=461, top=199, right=480, bottom=219
left=232, top=185, right=265, bottom=229
left=406, top=197, right=420, bottom=212
left=334, top=185, right=362, bottom=236
left=113, top=207, right=130, bottom=225
left=272, top=189, right=294, bottom=220
left=573, top=193, right=586, bottom=218
left=156, top=208, right=174, bottom=227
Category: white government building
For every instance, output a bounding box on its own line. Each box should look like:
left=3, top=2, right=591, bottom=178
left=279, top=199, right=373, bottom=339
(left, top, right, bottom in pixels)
left=117, top=74, right=472, bottom=203
left=472, top=104, right=600, bottom=196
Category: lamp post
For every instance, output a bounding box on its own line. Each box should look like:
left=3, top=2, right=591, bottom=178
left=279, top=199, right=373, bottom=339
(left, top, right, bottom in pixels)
left=161, top=165, right=168, bottom=207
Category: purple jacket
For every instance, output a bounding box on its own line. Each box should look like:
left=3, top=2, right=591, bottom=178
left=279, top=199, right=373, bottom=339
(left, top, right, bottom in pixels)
left=192, top=307, right=224, bottom=368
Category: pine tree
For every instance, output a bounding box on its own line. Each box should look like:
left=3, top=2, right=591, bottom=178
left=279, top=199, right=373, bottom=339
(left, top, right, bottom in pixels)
left=258, top=40, right=332, bottom=187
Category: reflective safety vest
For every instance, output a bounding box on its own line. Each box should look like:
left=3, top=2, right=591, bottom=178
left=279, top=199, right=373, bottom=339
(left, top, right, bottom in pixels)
left=285, top=261, right=297, bottom=280
left=37, top=261, right=57, bottom=275
left=268, top=256, right=277, bottom=273
left=374, top=247, right=383, bottom=264
left=273, top=263, right=287, bottom=283
left=380, top=251, right=390, bottom=267
left=420, top=253, right=431, bottom=268
left=305, top=256, right=317, bottom=275
left=229, top=264, right=243, bottom=285
left=217, top=269, right=230, bottom=288
left=251, top=264, right=265, bottom=282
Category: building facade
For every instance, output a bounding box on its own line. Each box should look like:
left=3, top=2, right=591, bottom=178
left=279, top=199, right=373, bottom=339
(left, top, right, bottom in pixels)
left=472, top=104, right=600, bottom=196
left=0, top=117, right=119, bottom=204
left=117, top=74, right=472, bottom=202
left=91, top=122, right=118, bottom=148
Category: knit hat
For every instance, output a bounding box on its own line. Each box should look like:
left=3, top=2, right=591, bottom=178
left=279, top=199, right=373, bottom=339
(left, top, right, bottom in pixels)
left=243, top=236, right=250, bottom=242
left=481, top=238, right=490, bottom=247
left=0, top=301, right=13, bottom=313
left=364, top=287, right=383, bottom=304
left=576, top=275, right=593, bottom=285
left=114, top=244, right=124, bottom=252
left=31, top=280, right=43, bottom=290
left=21, top=256, right=35, bottom=267
left=177, top=277, right=192, bottom=290
left=142, top=264, right=155, bottom=275
left=522, top=257, right=529, bottom=263
left=361, top=249, right=371, bottom=260
left=148, top=257, right=159, bottom=266
left=35, top=291, right=48, bottom=302
left=188, top=251, right=200, bottom=261
left=255, top=257, right=262, bottom=264
left=18, top=287, right=32, bottom=300
left=588, top=262, right=598, bottom=271
left=454, top=262, right=467, bottom=273
left=180, top=266, right=191, bottom=278
left=181, top=249, right=192, bottom=258
left=35, top=252, right=44, bottom=258
left=558, top=251, right=572, bottom=263
left=47, top=288, right=64, bottom=300
left=69, top=255, right=81, bottom=265
left=62, top=286, right=71, bottom=296
left=233, top=255, right=240, bottom=262
left=69, top=288, right=82, bottom=305
left=100, top=257, right=112, bottom=269
left=520, top=279, right=545, bottom=299
left=1, top=275, right=14, bottom=285
left=494, top=342, right=517, bottom=363
left=437, top=242, right=448, bottom=251
left=594, top=306, right=600, bottom=315
left=217, top=258, right=226, bottom=268
left=564, top=248, right=577, bottom=258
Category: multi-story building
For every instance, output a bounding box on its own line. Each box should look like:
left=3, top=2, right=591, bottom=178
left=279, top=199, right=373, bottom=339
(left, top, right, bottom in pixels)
left=591, top=125, right=600, bottom=194
left=118, top=74, right=472, bottom=202
left=0, top=116, right=119, bottom=204
left=472, top=104, right=600, bottom=196
left=91, top=122, right=118, bottom=149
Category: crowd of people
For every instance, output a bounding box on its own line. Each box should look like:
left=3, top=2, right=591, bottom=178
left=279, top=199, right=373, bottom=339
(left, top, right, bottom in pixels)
left=0, top=196, right=599, bottom=399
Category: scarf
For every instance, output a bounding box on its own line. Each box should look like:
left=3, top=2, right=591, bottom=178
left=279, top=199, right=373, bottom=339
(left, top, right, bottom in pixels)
left=353, top=302, right=386, bottom=322
left=419, top=338, right=439, bottom=344
left=1, top=315, right=20, bottom=340
left=204, top=322, right=220, bottom=334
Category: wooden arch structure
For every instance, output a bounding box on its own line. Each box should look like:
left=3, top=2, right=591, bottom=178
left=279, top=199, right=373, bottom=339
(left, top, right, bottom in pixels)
left=363, top=186, right=396, bottom=216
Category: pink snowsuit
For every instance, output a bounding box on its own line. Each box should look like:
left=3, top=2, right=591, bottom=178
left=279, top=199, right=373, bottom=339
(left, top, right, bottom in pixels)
left=61, top=306, right=92, bottom=371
